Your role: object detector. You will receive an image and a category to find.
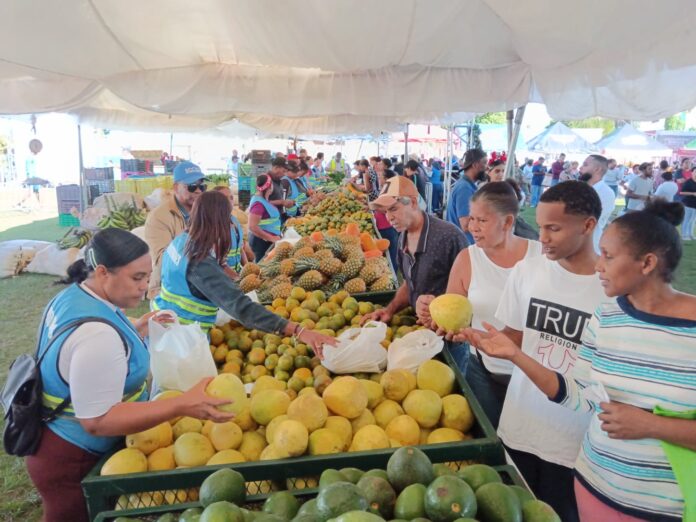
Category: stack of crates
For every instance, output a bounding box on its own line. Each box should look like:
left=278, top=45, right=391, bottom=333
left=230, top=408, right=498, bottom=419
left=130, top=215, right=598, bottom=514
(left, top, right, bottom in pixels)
left=237, top=163, right=255, bottom=210
left=84, top=167, right=115, bottom=203
left=120, top=159, right=154, bottom=178
left=56, top=184, right=82, bottom=226
left=114, top=175, right=173, bottom=196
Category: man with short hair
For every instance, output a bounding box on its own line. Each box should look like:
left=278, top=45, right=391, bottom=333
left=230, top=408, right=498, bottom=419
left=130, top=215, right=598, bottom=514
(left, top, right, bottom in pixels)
left=550, top=153, right=566, bottom=186
left=267, top=157, right=296, bottom=220
left=578, top=154, right=616, bottom=254
left=361, top=177, right=467, bottom=324
left=404, top=159, right=428, bottom=201
left=626, top=163, right=654, bottom=211
left=144, top=161, right=208, bottom=298
left=603, top=158, right=621, bottom=195
left=327, top=152, right=349, bottom=179
left=530, top=157, right=547, bottom=207
left=446, top=148, right=487, bottom=243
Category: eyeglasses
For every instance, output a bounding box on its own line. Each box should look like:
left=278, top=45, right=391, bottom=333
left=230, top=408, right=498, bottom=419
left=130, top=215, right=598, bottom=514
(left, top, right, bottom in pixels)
left=187, top=183, right=207, bottom=193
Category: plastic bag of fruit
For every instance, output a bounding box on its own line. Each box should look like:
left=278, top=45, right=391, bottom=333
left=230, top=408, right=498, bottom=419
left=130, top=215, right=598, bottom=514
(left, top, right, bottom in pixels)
left=387, top=329, right=444, bottom=373
left=149, top=312, right=218, bottom=391
left=322, top=321, right=387, bottom=373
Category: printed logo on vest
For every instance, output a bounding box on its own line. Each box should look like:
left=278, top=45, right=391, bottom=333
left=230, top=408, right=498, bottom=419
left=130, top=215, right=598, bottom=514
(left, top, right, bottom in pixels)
left=525, top=298, right=592, bottom=374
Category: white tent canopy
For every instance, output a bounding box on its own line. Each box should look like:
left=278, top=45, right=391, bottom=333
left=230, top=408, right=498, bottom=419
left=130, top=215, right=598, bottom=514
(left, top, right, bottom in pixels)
left=526, top=122, right=596, bottom=153
left=1, top=1, right=696, bottom=134
left=595, top=124, right=673, bottom=162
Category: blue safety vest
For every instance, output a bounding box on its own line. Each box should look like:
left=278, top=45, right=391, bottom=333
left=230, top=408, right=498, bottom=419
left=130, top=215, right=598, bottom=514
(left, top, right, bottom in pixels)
left=282, top=176, right=308, bottom=217
left=39, top=284, right=149, bottom=454
left=227, top=215, right=244, bottom=272
left=249, top=195, right=281, bottom=236
left=153, top=232, right=219, bottom=331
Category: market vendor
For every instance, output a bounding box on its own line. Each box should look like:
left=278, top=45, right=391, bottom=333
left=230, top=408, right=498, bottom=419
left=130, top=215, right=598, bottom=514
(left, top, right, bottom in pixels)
left=283, top=161, right=310, bottom=217
left=267, top=156, right=296, bottom=221
left=212, top=186, right=248, bottom=276
left=153, top=189, right=336, bottom=352
left=361, top=176, right=468, bottom=324
left=247, top=174, right=283, bottom=260
left=144, top=160, right=207, bottom=299
left=26, top=228, right=236, bottom=522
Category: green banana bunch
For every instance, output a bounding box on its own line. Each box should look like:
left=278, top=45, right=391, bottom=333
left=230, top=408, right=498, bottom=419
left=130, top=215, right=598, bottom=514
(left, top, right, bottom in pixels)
left=97, top=195, right=148, bottom=230
left=58, top=228, right=93, bottom=249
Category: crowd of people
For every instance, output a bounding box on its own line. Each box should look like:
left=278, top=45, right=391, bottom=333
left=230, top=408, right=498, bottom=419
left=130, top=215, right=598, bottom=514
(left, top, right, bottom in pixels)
left=21, top=144, right=695, bottom=522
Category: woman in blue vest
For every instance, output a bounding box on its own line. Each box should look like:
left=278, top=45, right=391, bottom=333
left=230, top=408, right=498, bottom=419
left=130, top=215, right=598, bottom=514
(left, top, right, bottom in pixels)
left=213, top=185, right=247, bottom=274
left=154, top=190, right=336, bottom=350
left=26, top=228, right=234, bottom=522
left=248, top=174, right=283, bottom=260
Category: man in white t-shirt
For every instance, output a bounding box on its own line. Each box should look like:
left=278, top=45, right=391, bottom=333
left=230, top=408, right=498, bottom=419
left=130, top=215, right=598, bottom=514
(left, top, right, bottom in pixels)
left=653, top=171, right=679, bottom=202
left=463, top=181, right=604, bottom=521
left=602, top=158, right=621, bottom=195
left=578, top=154, right=616, bottom=254
left=626, top=163, right=654, bottom=211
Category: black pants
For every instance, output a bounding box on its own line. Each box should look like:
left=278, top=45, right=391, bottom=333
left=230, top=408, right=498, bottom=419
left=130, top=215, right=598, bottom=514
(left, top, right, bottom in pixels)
left=249, top=234, right=272, bottom=262
left=505, top=445, right=579, bottom=522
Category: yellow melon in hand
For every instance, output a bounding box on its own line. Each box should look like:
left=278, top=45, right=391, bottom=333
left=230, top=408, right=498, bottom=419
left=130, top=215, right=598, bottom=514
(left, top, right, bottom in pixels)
left=205, top=373, right=249, bottom=415
left=429, top=294, right=473, bottom=332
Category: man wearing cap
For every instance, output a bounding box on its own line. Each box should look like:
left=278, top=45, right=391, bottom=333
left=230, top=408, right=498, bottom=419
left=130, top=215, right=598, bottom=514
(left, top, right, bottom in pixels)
left=267, top=157, right=296, bottom=222
left=144, top=161, right=207, bottom=299
left=446, top=148, right=488, bottom=244
left=362, top=177, right=468, bottom=326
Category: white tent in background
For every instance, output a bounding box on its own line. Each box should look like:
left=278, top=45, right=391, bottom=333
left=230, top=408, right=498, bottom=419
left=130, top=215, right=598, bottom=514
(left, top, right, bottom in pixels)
left=526, top=122, right=596, bottom=154
left=0, top=0, right=695, bottom=136
left=595, top=124, right=673, bottom=163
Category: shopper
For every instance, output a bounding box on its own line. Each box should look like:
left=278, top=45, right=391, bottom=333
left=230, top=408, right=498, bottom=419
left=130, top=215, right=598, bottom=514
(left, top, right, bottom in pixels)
left=282, top=161, right=310, bottom=218
left=454, top=181, right=605, bottom=521
left=680, top=174, right=696, bottom=240
left=416, top=182, right=541, bottom=426
left=404, top=159, right=428, bottom=201
left=674, top=157, right=692, bottom=201
left=550, top=153, right=566, bottom=186
left=487, top=159, right=505, bottom=182
left=446, top=148, right=488, bottom=243
left=603, top=158, right=621, bottom=195
left=578, top=154, right=616, bottom=255
left=626, top=162, right=654, bottom=211
left=26, top=229, right=235, bottom=522
left=429, top=158, right=444, bottom=213
left=620, top=164, right=640, bottom=210
left=530, top=157, right=547, bottom=207
left=362, top=176, right=467, bottom=325
left=267, top=157, right=296, bottom=222
left=471, top=200, right=696, bottom=521
left=144, top=161, right=207, bottom=299
left=373, top=158, right=400, bottom=270
left=654, top=171, right=679, bottom=202
left=247, top=174, right=283, bottom=261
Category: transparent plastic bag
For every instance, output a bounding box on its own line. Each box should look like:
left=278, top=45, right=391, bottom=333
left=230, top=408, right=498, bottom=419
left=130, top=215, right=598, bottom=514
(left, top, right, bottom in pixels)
left=321, top=321, right=387, bottom=374
left=387, top=329, right=444, bottom=373
left=149, top=313, right=218, bottom=391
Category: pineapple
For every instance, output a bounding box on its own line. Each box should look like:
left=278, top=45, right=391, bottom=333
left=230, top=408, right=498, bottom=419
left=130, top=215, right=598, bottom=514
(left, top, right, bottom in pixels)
left=319, top=237, right=343, bottom=257
left=319, top=257, right=343, bottom=276
left=340, top=255, right=364, bottom=279
left=344, top=278, right=367, bottom=294
left=280, top=258, right=296, bottom=276
left=260, top=262, right=281, bottom=279
left=370, top=275, right=395, bottom=292
left=270, top=282, right=293, bottom=300
left=313, top=248, right=334, bottom=260
left=239, top=263, right=261, bottom=279
left=359, top=263, right=382, bottom=284
left=239, top=274, right=262, bottom=293
left=292, top=237, right=314, bottom=252
left=274, top=242, right=294, bottom=260
left=293, top=246, right=315, bottom=259
left=296, top=270, right=324, bottom=290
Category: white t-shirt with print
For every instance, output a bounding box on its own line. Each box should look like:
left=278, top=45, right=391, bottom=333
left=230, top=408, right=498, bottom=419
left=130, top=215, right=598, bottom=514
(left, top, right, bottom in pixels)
left=495, top=255, right=605, bottom=467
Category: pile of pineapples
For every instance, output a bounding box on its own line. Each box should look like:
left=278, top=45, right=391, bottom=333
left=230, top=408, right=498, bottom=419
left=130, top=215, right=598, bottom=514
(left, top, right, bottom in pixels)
left=238, top=235, right=395, bottom=301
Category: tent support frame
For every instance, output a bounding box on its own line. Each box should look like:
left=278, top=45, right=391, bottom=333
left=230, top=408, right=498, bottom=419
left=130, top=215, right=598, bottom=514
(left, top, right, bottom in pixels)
left=504, top=105, right=526, bottom=180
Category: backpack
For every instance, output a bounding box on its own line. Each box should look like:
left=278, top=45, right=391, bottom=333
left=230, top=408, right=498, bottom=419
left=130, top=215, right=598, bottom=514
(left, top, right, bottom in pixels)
left=1, top=302, right=126, bottom=456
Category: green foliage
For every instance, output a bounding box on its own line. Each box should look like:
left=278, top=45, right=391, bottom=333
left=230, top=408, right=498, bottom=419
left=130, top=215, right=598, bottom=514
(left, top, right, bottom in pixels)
left=562, top=117, right=616, bottom=136
left=664, top=114, right=686, bottom=131
left=470, top=124, right=482, bottom=150
left=474, top=112, right=508, bottom=125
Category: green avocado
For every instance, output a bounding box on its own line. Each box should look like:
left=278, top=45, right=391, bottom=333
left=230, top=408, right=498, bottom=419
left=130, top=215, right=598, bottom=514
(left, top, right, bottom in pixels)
left=424, top=475, right=477, bottom=521
left=475, top=483, right=522, bottom=522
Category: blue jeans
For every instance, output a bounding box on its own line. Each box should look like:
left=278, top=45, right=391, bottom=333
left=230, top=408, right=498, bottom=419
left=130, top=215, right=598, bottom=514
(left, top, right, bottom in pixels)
left=531, top=184, right=543, bottom=207
left=608, top=184, right=618, bottom=196
left=550, top=178, right=560, bottom=187
left=445, top=341, right=470, bottom=375
left=431, top=184, right=443, bottom=213
left=378, top=226, right=400, bottom=276
left=464, top=352, right=509, bottom=429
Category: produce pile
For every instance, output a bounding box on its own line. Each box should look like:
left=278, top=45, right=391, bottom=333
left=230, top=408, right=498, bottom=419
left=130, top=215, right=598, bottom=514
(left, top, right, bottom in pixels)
left=105, top=447, right=561, bottom=521
left=239, top=234, right=395, bottom=300
left=209, top=289, right=419, bottom=381
left=287, top=190, right=374, bottom=236
left=57, top=227, right=93, bottom=249
left=98, top=196, right=148, bottom=231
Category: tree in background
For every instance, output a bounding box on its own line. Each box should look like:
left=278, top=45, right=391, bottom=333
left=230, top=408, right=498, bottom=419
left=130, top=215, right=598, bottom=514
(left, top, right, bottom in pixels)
left=475, top=112, right=507, bottom=125
left=470, top=123, right=482, bottom=150
left=563, top=117, right=616, bottom=136
left=664, top=113, right=686, bottom=131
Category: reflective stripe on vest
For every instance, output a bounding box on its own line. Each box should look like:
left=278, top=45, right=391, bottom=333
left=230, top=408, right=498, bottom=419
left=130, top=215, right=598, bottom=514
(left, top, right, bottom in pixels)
left=250, top=195, right=281, bottom=235
left=42, top=382, right=147, bottom=417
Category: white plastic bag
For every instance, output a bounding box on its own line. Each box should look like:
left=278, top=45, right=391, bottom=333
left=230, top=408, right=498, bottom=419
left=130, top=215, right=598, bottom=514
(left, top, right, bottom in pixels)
left=387, top=330, right=444, bottom=373
left=149, top=313, right=218, bottom=391
left=215, top=291, right=259, bottom=326
left=322, top=321, right=387, bottom=374
left=280, top=227, right=302, bottom=245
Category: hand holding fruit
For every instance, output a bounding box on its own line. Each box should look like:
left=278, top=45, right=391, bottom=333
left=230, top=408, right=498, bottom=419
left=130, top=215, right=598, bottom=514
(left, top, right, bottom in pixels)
left=360, top=308, right=393, bottom=326
left=297, top=329, right=337, bottom=359
left=175, top=377, right=236, bottom=422
left=415, top=294, right=435, bottom=326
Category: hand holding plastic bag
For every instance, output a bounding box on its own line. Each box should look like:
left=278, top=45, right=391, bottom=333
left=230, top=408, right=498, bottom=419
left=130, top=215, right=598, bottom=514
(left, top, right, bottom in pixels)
left=387, top=329, right=444, bottom=373
left=149, top=313, right=218, bottom=391
left=321, top=321, right=387, bottom=374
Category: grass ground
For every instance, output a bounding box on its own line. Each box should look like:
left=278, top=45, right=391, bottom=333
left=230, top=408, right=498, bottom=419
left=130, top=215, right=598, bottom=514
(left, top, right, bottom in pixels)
left=0, top=208, right=694, bottom=521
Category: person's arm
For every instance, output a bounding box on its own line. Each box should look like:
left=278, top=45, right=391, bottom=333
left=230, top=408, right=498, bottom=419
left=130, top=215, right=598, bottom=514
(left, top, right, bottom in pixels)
left=144, top=211, right=176, bottom=296
left=269, top=180, right=295, bottom=208
left=248, top=211, right=281, bottom=242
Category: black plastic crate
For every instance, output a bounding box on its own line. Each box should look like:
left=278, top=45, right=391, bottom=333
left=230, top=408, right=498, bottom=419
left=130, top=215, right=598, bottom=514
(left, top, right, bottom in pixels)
left=84, top=167, right=114, bottom=180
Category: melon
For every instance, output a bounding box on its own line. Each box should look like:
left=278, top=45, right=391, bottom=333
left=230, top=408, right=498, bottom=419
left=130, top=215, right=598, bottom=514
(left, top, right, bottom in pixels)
left=429, top=294, right=473, bottom=332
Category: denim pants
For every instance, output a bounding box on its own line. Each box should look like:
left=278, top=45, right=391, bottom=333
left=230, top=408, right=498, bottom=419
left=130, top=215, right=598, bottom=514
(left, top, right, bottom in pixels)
left=464, top=352, right=508, bottom=430
left=530, top=185, right=543, bottom=207
left=445, top=341, right=470, bottom=375
left=682, top=206, right=696, bottom=240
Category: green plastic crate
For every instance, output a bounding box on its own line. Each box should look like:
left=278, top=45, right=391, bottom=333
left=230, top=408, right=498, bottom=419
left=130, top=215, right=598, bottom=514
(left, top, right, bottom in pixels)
left=82, top=357, right=502, bottom=519
left=58, top=213, right=81, bottom=227
left=93, top=466, right=526, bottom=521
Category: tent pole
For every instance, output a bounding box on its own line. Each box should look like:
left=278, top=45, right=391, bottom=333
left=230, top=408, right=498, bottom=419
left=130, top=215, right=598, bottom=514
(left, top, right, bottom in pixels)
left=506, top=110, right=514, bottom=151
left=77, top=123, right=86, bottom=212
left=504, top=105, right=526, bottom=180
left=444, top=124, right=453, bottom=208
left=404, top=123, right=409, bottom=161
left=169, top=133, right=173, bottom=156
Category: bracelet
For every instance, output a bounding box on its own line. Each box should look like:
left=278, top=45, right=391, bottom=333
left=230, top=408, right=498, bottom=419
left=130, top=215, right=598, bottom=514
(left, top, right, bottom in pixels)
left=293, top=326, right=305, bottom=343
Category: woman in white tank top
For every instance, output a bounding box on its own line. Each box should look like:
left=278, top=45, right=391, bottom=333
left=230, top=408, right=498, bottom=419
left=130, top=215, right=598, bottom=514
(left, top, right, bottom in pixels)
left=417, top=181, right=541, bottom=427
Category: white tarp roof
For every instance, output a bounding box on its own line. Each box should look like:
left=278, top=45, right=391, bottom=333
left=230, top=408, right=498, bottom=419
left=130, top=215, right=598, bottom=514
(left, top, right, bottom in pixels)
left=527, top=122, right=597, bottom=153
left=595, top=124, right=673, bottom=161
left=1, top=1, right=696, bottom=134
